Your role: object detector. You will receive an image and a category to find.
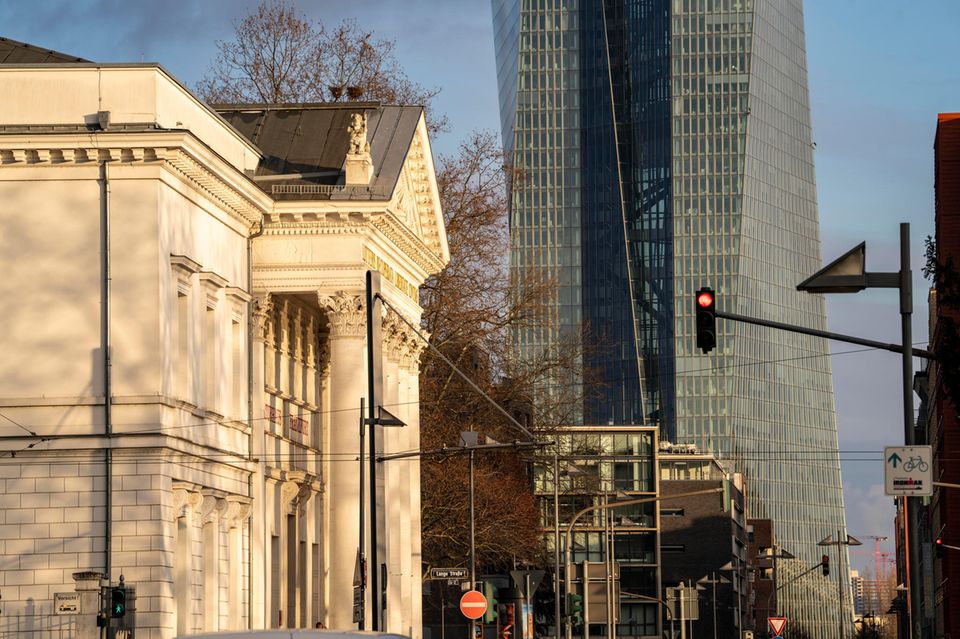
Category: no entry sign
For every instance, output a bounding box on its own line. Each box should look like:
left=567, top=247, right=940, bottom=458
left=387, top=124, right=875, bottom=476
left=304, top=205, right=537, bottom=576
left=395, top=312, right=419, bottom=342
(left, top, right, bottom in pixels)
left=460, top=590, right=487, bottom=620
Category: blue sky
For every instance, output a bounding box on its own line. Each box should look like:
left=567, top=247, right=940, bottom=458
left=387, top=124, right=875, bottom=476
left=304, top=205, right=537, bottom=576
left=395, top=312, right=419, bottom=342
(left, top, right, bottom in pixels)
left=3, top=0, right=959, bottom=574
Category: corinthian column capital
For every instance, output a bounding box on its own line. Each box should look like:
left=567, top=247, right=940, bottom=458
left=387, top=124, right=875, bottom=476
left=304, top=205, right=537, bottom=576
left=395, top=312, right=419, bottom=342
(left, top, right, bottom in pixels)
left=318, top=291, right=366, bottom=338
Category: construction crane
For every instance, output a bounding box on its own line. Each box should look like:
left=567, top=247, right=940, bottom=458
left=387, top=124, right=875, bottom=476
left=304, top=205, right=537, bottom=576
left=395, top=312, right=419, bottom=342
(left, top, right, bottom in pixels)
left=851, top=535, right=891, bottom=614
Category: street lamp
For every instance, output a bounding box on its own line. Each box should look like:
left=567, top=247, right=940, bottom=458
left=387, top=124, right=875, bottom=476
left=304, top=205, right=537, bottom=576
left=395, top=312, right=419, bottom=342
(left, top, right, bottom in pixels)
left=697, top=572, right=731, bottom=639
left=818, top=533, right=863, bottom=639
left=797, top=224, right=922, bottom=639
left=563, top=488, right=723, bottom=639
left=756, top=546, right=795, bottom=619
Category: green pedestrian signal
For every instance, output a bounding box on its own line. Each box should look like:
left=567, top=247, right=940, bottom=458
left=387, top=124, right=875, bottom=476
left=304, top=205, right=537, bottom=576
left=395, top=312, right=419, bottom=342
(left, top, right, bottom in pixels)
left=482, top=581, right=498, bottom=623
left=566, top=592, right=584, bottom=626
left=110, top=587, right=126, bottom=618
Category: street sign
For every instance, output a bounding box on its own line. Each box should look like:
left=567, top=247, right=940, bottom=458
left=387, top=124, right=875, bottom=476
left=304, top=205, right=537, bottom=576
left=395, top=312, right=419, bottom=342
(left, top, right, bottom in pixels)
left=431, top=567, right=469, bottom=581
left=53, top=592, right=80, bottom=615
left=884, top=445, right=933, bottom=496
left=768, top=617, right=787, bottom=637
left=459, top=590, right=487, bottom=620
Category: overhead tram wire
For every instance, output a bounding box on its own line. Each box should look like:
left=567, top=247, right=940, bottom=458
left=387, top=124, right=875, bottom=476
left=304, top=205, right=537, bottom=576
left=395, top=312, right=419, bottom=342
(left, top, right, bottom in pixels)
left=0, top=340, right=928, bottom=436
left=375, top=292, right=540, bottom=443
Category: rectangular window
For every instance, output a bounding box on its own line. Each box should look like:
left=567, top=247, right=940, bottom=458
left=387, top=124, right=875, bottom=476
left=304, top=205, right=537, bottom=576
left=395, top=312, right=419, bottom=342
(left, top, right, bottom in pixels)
left=271, top=535, right=281, bottom=627
left=232, top=318, right=243, bottom=418
left=205, top=306, right=217, bottom=412
left=177, top=292, right=190, bottom=401
left=175, top=516, right=191, bottom=635
left=661, top=508, right=685, bottom=517
left=661, top=544, right=686, bottom=552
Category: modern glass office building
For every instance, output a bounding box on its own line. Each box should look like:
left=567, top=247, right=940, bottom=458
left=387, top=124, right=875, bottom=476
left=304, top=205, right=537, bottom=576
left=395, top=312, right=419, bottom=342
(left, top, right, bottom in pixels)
left=493, top=0, right=851, bottom=635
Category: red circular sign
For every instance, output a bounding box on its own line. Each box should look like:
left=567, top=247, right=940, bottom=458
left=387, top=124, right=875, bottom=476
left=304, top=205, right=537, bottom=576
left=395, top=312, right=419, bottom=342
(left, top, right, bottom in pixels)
left=459, top=590, right=487, bottom=620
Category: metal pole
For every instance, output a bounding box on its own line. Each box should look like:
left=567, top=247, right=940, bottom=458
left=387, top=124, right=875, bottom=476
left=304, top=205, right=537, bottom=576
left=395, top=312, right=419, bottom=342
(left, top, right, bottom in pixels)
left=470, top=449, right=476, bottom=591
left=469, top=448, right=476, bottom=639
left=604, top=493, right=613, bottom=639
left=838, top=530, right=843, bottom=639
left=679, top=583, right=686, bottom=639
left=554, top=452, right=562, bottom=639
left=365, top=271, right=380, bottom=631
left=441, top=587, right=446, bottom=639
left=358, top=398, right=366, bottom=630
left=562, top=490, right=721, bottom=639
left=711, top=573, right=717, bottom=639
left=900, top=223, right=920, bottom=639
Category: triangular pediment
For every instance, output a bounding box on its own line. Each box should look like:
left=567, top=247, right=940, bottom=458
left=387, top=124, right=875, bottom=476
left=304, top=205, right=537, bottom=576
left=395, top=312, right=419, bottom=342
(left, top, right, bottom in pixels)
left=386, top=113, right=449, bottom=269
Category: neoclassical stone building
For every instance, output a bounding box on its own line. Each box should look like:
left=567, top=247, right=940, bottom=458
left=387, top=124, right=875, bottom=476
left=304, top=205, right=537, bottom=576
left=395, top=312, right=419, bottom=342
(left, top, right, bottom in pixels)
left=0, top=54, right=446, bottom=639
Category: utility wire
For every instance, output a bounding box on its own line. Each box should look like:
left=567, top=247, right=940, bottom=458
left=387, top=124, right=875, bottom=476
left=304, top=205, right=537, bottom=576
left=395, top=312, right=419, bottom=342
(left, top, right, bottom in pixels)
left=377, top=293, right=538, bottom=442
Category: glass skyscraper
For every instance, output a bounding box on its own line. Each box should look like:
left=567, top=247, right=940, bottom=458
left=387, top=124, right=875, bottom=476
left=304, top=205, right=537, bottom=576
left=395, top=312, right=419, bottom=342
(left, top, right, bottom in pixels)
left=493, top=0, right=851, bottom=635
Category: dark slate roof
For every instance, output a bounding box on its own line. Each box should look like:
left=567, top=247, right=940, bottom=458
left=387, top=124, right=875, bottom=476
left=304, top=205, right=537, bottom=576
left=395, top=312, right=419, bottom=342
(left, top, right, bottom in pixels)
left=215, top=103, right=423, bottom=201
left=0, top=37, right=88, bottom=63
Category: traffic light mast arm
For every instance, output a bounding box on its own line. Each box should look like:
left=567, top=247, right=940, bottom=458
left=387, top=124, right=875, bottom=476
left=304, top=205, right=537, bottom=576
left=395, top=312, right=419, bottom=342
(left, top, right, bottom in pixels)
left=715, top=309, right=935, bottom=360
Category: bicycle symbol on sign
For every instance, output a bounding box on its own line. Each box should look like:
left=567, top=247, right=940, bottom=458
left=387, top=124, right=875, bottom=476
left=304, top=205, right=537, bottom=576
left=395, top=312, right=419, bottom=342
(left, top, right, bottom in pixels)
left=902, top=456, right=929, bottom=472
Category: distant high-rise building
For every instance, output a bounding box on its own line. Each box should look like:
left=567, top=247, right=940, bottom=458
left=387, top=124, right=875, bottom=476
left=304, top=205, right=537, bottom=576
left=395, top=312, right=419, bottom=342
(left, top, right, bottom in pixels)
left=493, top=0, right=851, bottom=634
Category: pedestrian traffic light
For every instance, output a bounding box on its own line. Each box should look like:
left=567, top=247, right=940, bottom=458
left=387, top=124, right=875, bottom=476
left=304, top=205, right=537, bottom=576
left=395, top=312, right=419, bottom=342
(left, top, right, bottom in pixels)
left=110, top=586, right=126, bottom=618
left=695, top=287, right=717, bottom=353
left=567, top=592, right=584, bottom=626
left=821, top=554, right=830, bottom=576
left=482, top=581, right=498, bottom=623
left=936, top=537, right=945, bottom=558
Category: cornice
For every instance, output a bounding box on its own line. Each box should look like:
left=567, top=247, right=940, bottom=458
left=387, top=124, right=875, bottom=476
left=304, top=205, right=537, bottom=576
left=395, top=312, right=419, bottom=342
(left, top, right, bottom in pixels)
left=374, top=212, right=446, bottom=274
left=0, top=131, right=269, bottom=227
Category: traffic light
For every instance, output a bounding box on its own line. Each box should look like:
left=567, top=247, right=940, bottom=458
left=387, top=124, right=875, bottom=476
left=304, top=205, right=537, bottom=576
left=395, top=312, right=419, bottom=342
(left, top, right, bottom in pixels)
left=936, top=537, right=945, bottom=558
left=695, top=287, right=717, bottom=353
left=566, top=592, right=584, bottom=626
left=821, top=554, right=830, bottom=577
left=482, top=581, right=498, bottom=623
left=110, top=586, right=126, bottom=618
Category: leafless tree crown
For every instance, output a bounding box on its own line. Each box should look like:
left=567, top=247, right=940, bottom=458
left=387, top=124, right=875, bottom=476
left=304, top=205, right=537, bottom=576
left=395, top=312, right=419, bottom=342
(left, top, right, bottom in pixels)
left=198, top=1, right=446, bottom=131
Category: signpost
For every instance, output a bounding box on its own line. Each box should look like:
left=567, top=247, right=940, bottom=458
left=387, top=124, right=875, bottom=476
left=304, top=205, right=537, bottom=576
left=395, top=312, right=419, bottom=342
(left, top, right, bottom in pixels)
left=54, top=592, right=80, bottom=615
left=884, top=445, right=933, bottom=497
left=431, top=568, right=470, bottom=581
left=460, top=590, right=488, bottom=620
left=768, top=617, right=787, bottom=638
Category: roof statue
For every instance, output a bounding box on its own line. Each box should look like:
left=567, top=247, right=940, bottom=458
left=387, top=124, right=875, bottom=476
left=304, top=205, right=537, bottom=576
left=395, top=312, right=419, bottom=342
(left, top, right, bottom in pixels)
left=348, top=112, right=371, bottom=156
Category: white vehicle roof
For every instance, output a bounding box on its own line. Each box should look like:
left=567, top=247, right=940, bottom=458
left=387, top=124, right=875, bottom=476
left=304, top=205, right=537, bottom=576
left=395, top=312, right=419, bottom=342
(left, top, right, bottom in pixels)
left=177, top=632, right=409, bottom=639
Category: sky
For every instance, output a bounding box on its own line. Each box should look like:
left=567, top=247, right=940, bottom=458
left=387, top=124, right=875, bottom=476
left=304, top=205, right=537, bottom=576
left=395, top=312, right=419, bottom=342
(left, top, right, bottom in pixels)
left=3, top=0, right=959, bottom=575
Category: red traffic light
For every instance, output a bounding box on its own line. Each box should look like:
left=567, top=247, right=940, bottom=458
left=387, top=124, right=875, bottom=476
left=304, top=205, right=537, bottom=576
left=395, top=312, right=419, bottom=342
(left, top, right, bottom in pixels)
left=697, top=291, right=714, bottom=308
left=936, top=538, right=943, bottom=546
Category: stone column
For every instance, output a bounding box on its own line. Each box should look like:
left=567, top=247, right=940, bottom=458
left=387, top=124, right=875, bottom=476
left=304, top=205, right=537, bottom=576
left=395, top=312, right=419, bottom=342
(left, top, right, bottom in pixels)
left=73, top=571, right=106, bottom=639
left=249, top=293, right=272, bottom=628
left=317, top=291, right=367, bottom=630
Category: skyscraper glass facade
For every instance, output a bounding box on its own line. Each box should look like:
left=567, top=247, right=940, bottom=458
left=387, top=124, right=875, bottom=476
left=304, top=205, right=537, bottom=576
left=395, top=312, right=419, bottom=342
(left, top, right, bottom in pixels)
left=493, top=0, right=851, bottom=635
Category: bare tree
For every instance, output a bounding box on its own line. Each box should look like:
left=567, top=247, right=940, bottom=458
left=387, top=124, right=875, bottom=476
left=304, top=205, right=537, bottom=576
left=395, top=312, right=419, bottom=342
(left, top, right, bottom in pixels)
left=419, top=132, right=587, bottom=570
left=198, top=1, right=446, bottom=131
left=197, top=1, right=320, bottom=104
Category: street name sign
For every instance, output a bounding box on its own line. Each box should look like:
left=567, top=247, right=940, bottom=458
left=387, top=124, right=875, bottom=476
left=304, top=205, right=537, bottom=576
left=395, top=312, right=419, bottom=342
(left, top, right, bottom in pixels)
left=884, top=445, right=933, bottom=497
left=768, top=617, right=787, bottom=637
left=459, top=590, right=487, bottom=620
left=54, top=592, right=80, bottom=615
left=431, top=567, right=469, bottom=580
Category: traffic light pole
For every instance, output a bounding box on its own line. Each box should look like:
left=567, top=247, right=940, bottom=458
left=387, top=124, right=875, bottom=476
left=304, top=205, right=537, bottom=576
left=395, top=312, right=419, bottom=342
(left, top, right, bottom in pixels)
left=716, top=223, right=926, bottom=639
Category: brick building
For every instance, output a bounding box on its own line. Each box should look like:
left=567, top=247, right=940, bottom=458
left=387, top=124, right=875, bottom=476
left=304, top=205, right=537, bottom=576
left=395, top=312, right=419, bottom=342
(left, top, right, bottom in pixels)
left=927, top=112, right=960, bottom=638
left=658, top=445, right=749, bottom=638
